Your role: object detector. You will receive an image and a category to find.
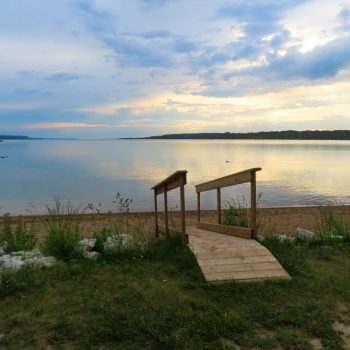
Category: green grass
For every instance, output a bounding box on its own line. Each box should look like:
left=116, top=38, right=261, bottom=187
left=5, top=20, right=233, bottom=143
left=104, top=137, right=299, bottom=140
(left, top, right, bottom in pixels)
left=42, top=198, right=83, bottom=261
left=0, top=233, right=350, bottom=350
left=0, top=214, right=37, bottom=252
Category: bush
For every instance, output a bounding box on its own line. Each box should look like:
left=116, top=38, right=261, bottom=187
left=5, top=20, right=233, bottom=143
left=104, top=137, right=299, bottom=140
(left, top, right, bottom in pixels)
left=42, top=199, right=82, bottom=261
left=0, top=214, right=37, bottom=252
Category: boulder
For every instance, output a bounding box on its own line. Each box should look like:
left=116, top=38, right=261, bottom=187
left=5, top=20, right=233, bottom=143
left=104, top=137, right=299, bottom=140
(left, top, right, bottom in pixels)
left=0, top=249, right=56, bottom=271
left=0, top=247, right=5, bottom=257
left=78, top=239, right=97, bottom=252
left=84, top=251, right=100, bottom=261
left=295, top=227, right=316, bottom=241
left=103, top=234, right=134, bottom=252
left=0, top=255, right=25, bottom=269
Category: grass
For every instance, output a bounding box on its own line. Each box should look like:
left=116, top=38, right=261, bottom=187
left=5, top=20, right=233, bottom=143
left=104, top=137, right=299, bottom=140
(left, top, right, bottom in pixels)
left=0, top=214, right=37, bottom=252
left=42, top=198, right=83, bottom=261
left=0, top=232, right=350, bottom=349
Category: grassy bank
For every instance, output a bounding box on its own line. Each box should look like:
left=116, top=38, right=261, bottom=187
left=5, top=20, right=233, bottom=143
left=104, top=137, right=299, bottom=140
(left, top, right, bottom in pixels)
left=1, top=233, right=350, bottom=350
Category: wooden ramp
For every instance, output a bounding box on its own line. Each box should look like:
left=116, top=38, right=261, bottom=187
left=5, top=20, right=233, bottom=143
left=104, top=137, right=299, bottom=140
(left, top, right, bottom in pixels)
left=187, top=226, right=290, bottom=282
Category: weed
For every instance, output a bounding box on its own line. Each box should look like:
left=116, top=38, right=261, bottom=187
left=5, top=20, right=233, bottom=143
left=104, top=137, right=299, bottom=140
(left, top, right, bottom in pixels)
left=316, top=202, right=350, bottom=240
left=223, top=193, right=263, bottom=231
left=223, top=197, right=249, bottom=228
left=42, top=198, right=82, bottom=260
left=0, top=214, right=37, bottom=252
left=259, top=235, right=307, bottom=276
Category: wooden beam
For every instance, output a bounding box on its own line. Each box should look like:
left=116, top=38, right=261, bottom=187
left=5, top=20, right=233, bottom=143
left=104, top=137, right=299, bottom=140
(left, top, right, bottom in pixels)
left=152, top=170, right=188, bottom=194
left=154, top=190, right=158, bottom=238
left=197, top=192, right=201, bottom=222
left=250, top=172, right=257, bottom=239
left=180, top=174, right=186, bottom=238
left=164, top=184, right=169, bottom=235
left=217, top=188, right=221, bottom=224
left=196, top=168, right=261, bottom=193
left=196, top=222, right=252, bottom=239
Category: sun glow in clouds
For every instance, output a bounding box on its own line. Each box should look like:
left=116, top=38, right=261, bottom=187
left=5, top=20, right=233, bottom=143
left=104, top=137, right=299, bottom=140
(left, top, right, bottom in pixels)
left=1, top=0, right=350, bottom=137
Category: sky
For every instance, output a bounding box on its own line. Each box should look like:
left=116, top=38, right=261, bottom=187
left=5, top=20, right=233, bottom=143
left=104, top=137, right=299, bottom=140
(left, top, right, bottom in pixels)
left=1, top=0, right=350, bottom=138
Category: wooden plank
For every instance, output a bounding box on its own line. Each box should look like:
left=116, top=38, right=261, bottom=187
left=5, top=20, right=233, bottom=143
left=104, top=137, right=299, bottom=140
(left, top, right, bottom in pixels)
left=180, top=174, right=186, bottom=239
left=197, top=192, right=201, bottom=222
left=204, top=269, right=290, bottom=282
left=217, top=188, right=221, bottom=224
left=164, top=184, right=169, bottom=234
left=196, top=168, right=261, bottom=193
left=152, top=170, right=187, bottom=194
left=201, top=261, right=284, bottom=274
left=154, top=191, right=158, bottom=238
left=197, top=256, right=277, bottom=266
left=250, top=171, right=257, bottom=239
left=196, top=222, right=252, bottom=239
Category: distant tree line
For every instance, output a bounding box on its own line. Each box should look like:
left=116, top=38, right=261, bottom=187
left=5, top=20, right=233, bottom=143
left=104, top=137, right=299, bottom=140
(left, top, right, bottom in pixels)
left=137, top=130, right=350, bottom=140
left=0, top=135, right=30, bottom=141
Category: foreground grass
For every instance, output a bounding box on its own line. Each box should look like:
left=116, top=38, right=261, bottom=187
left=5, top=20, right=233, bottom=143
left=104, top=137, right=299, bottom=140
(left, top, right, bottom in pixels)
left=0, top=239, right=350, bottom=350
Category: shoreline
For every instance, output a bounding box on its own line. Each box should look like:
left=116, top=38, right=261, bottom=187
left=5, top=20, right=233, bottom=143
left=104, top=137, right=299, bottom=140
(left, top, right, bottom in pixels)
left=2, top=205, right=349, bottom=240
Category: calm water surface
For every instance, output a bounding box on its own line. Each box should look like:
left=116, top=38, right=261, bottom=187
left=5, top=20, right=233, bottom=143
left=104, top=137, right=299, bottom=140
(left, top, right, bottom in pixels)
left=1, top=139, right=350, bottom=214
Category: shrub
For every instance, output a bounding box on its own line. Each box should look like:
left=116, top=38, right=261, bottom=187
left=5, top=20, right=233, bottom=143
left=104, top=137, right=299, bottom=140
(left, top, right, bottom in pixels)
left=42, top=198, right=82, bottom=261
left=0, top=214, right=37, bottom=252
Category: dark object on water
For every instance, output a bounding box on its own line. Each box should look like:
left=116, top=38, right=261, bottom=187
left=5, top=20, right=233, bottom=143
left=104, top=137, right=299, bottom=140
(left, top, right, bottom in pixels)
left=0, top=155, right=8, bottom=159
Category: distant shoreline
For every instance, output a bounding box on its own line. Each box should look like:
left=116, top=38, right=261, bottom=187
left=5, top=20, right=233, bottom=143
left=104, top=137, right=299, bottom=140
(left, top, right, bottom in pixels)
left=121, top=130, right=350, bottom=140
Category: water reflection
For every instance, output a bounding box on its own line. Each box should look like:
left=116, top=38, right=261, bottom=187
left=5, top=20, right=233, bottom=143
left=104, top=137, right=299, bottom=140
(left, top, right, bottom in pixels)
left=1, top=139, right=349, bottom=214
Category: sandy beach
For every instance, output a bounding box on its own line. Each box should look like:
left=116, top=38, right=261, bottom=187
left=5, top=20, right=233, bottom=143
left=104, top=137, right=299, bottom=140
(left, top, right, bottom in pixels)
left=2, top=205, right=349, bottom=243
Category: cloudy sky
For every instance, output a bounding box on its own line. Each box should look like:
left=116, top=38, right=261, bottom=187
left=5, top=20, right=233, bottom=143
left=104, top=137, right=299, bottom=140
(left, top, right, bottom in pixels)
left=1, top=0, right=350, bottom=138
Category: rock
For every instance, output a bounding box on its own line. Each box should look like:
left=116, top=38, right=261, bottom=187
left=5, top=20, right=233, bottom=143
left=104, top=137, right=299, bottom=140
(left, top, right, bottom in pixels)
left=0, top=249, right=56, bottom=271
left=78, top=239, right=96, bottom=252
left=84, top=251, right=100, bottom=261
left=0, top=247, right=5, bottom=257
left=0, top=255, right=25, bottom=269
left=295, top=227, right=316, bottom=240
left=104, top=234, right=134, bottom=252
left=0, top=241, right=9, bottom=252
left=25, top=256, right=57, bottom=268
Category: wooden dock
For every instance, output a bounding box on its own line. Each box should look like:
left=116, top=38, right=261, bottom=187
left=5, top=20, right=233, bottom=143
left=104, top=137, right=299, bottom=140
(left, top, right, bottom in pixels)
left=187, top=226, right=290, bottom=282
left=152, top=169, right=290, bottom=283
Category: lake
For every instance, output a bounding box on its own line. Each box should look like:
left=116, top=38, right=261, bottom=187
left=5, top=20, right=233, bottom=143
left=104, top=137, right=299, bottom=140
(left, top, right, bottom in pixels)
left=1, top=139, right=350, bottom=215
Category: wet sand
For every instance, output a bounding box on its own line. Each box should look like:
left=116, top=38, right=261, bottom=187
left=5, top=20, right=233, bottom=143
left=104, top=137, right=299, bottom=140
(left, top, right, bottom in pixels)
left=2, top=205, right=349, bottom=244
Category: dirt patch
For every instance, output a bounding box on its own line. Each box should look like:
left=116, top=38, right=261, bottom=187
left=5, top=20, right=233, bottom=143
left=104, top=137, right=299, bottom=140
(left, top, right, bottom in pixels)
left=334, top=304, right=350, bottom=348
left=310, top=338, right=323, bottom=350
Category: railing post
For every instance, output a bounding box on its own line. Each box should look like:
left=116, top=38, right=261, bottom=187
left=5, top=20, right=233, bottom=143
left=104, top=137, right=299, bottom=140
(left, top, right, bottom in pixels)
left=164, top=184, right=169, bottom=235
left=197, top=192, right=201, bottom=222
left=217, top=188, right=221, bottom=224
left=154, top=190, right=158, bottom=238
left=180, top=174, right=186, bottom=240
left=250, top=171, right=257, bottom=239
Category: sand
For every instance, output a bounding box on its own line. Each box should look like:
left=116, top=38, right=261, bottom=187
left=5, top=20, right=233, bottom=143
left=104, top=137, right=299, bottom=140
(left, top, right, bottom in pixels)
left=1, top=205, right=349, bottom=243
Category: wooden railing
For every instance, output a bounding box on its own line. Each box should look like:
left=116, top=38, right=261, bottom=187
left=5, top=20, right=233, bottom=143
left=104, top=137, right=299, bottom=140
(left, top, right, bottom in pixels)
left=151, top=170, right=188, bottom=240
left=195, top=168, right=262, bottom=239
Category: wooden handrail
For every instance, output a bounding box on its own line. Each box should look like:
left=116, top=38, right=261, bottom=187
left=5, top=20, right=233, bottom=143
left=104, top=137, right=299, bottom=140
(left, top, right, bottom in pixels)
left=196, top=167, right=261, bottom=193
left=195, top=168, right=262, bottom=239
left=152, top=170, right=188, bottom=241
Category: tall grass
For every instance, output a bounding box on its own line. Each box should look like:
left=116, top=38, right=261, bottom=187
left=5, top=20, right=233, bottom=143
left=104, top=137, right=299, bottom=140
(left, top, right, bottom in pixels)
left=0, top=214, right=37, bottom=252
left=316, top=203, right=350, bottom=240
left=42, top=198, right=82, bottom=260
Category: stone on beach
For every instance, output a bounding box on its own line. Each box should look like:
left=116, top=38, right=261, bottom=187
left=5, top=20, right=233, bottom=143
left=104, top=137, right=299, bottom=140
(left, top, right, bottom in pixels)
left=0, top=249, right=56, bottom=271
left=78, top=238, right=97, bottom=252
left=295, top=227, right=317, bottom=240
